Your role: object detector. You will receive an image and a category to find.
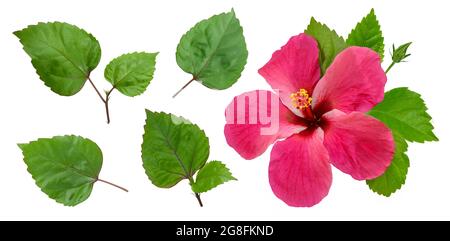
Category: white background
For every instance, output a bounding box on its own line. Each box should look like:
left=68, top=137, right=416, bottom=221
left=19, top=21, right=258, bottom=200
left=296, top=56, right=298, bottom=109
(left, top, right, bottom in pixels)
left=0, top=0, right=448, bottom=220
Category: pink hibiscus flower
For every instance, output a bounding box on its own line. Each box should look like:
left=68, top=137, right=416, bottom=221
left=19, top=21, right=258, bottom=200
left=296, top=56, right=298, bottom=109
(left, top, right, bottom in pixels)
left=224, top=33, right=395, bottom=207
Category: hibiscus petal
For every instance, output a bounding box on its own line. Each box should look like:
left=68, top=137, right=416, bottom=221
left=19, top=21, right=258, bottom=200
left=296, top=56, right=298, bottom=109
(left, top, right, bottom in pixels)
left=312, top=47, right=387, bottom=116
left=225, top=90, right=306, bottom=160
left=269, top=128, right=332, bottom=207
left=258, top=34, right=321, bottom=115
left=322, top=110, right=395, bottom=180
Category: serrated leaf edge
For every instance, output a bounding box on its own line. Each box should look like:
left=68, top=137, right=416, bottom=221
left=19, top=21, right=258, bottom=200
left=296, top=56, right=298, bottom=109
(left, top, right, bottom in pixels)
left=305, top=17, right=346, bottom=75
left=13, top=21, right=102, bottom=97
left=346, top=8, right=384, bottom=60
left=176, top=9, right=248, bottom=89
left=367, top=152, right=410, bottom=197
left=141, top=109, right=210, bottom=188
left=104, top=51, right=158, bottom=97
left=370, top=87, right=438, bottom=142
left=17, top=135, right=100, bottom=206
left=192, top=160, right=237, bottom=193
left=14, top=22, right=101, bottom=96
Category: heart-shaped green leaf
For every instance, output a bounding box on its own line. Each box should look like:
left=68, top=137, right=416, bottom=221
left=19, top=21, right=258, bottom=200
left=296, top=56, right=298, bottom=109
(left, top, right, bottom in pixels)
left=18, top=135, right=127, bottom=206
left=369, top=87, right=438, bottom=143
left=142, top=110, right=210, bottom=188
left=104, top=52, right=158, bottom=97
left=305, top=18, right=347, bottom=75
left=14, top=22, right=101, bottom=96
left=174, top=9, right=248, bottom=96
left=142, top=110, right=235, bottom=206
left=191, top=161, right=236, bottom=193
left=346, top=9, right=384, bottom=60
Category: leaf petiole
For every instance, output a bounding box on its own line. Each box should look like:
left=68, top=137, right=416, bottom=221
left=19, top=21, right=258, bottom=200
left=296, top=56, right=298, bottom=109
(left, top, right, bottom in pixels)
left=188, top=177, right=203, bottom=207
left=87, top=76, right=115, bottom=124
left=87, top=76, right=106, bottom=103
left=104, top=86, right=116, bottom=124
left=97, top=178, right=128, bottom=192
left=194, top=193, right=203, bottom=207
left=172, top=77, right=196, bottom=98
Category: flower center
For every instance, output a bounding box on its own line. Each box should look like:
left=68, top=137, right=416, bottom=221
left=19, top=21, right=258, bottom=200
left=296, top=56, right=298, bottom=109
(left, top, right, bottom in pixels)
left=290, top=88, right=312, bottom=110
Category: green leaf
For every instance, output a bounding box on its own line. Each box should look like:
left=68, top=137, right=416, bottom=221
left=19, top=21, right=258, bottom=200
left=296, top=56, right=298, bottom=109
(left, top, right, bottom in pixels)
left=191, top=161, right=236, bottom=193
left=366, top=132, right=410, bottom=196
left=104, top=52, right=158, bottom=97
left=346, top=9, right=384, bottom=60
left=141, top=110, right=210, bottom=188
left=14, top=22, right=101, bottom=96
left=141, top=111, right=235, bottom=206
left=18, top=135, right=103, bottom=206
left=369, top=87, right=438, bottom=142
left=176, top=9, right=248, bottom=90
left=305, top=17, right=347, bottom=75
left=367, top=87, right=438, bottom=196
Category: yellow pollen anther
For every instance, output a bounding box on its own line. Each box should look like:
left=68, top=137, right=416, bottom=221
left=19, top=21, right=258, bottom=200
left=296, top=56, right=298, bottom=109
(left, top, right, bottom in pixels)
left=290, top=88, right=312, bottom=110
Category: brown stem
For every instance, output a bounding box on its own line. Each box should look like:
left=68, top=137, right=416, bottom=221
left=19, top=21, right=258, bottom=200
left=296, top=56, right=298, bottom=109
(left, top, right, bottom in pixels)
left=87, top=76, right=115, bottom=124
left=104, top=87, right=115, bottom=124
left=97, top=178, right=128, bottom=192
left=87, top=76, right=106, bottom=103
left=104, top=101, right=110, bottom=124
left=195, top=193, right=203, bottom=207
left=188, top=177, right=203, bottom=207
left=172, top=77, right=196, bottom=98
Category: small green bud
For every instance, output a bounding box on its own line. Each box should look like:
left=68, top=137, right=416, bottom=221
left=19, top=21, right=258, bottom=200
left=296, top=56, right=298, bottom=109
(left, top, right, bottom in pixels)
left=392, top=42, right=412, bottom=63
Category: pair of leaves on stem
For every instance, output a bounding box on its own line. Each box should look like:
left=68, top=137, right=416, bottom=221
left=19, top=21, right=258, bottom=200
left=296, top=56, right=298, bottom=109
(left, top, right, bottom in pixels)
left=18, top=111, right=235, bottom=206
left=305, top=9, right=437, bottom=196
left=14, top=22, right=158, bottom=123
left=141, top=110, right=236, bottom=206
left=173, top=9, right=248, bottom=97
left=16, top=10, right=248, bottom=115
left=367, top=88, right=438, bottom=196
left=15, top=10, right=242, bottom=206
left=305, top=9, right=383, bottom=75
